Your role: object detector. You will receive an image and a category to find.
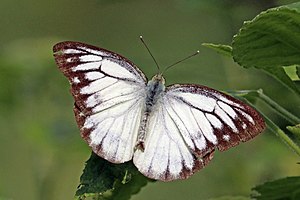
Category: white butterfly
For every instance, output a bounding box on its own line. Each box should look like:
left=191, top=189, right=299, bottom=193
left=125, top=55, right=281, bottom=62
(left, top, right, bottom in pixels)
left=53, top=41, right=265, bottom=181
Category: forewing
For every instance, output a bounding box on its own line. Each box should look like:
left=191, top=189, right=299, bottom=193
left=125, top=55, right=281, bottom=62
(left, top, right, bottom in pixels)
left=164, top=84, right=265, bottom=158
left=53, top=41, right=147, bottom=163
left=133, top=103, right=214, bottom=181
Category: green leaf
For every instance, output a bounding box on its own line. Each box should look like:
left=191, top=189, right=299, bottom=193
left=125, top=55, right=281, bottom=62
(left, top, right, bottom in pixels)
left=287, top=124, right=300, bottom=140
left=284, top=65, right=300, bottom=81
left=109, top=172, right=152, bottom=200
left=232, top=2, right=300, bottom=95
left=202, top=43, right=232, bottom=57
left=75, top=152, right=151, bottom=200
left=251, top=176, right=300, bottom=200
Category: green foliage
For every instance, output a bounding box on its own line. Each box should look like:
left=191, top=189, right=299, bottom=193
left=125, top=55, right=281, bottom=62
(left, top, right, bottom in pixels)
left=203, top=1, right=300, bottom=156
left=229, top=89, right=300, bottom=155
left=284, top=65, right=300, bottom=81
left=251, top=176, right=300, bottom=200
left=232, top=2, right=300, bottom=95
left=232, top=3, right=300, bottom=68
left=75, top=152, right=151, bottom=200
left=201, top=43, right=232, bottom=57
left=205, top=2, right=300, bottom=95
left=202, top=2, right=300, bottom=200
left=287, top=124, right=300, bottom=140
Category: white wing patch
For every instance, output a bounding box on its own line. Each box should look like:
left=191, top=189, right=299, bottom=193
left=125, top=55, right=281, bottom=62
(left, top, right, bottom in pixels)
left=223, top=134, right=230, bottom=141
left=217, top=94, right=244, bottom=109
left=85, top=71, right=105, bottom=81
left=80, top=55, right=103, bottom=62
left=165, top=98, right=206, bottom=151
left=163, top=97, right=216, bottom=155
left=101, top=60, right=140, bottom=81
left=80, top=76, right=117, bottom=95
left=88, top=100, right=143, bottom=162
left=77, top=46, right=107, bottom=56
left=174, top=92, right=216, bottom=112
left=73, top=77, right=80, bottom=84
left=237, top=108, right=255, bottom=124
left=133, top=105, right=202, bottom=181
left=54, top=41, right=148, bottom=163
left=73, top=62, right=102, bottom=71
left=217, top=101, right=237, bottom=118
left=206, top=113, right=222, bottom=129
left=63, top=49, right=84, bottom=54
left=167, top=90, right=239, bottom=133
left=214, top=105, right=238, bottom=132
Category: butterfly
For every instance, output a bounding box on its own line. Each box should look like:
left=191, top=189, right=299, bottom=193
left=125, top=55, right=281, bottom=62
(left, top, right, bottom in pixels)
left=53, top=40, right=265, bottom=181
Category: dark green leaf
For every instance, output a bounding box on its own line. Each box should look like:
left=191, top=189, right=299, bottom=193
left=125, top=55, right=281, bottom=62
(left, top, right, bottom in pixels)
left=201, top=43, right=232, bottom=57
left=109, top=172, right=151, bottom=200
left=233, top=3, right=300, bottom=68
left=232, top=2, right=300, bottom=95
left=75, top=152, right=151, bottom=200
left=251, top=176, right=300, bottom=200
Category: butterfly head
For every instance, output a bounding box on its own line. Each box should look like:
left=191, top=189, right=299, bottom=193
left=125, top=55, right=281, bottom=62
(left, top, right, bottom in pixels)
left=147, top=73, right=166, bottom=94
left=151, top=73, right=165, bottom=85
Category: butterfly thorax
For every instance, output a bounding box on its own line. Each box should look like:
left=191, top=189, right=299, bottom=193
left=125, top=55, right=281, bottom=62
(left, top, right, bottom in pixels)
left=136, top=74, right=165, bottom=151
left=145, top=74, right=165, bottom=112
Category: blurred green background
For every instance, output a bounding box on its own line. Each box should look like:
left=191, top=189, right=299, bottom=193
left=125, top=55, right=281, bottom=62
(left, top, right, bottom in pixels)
left=0, top=0, right=299, bottom=199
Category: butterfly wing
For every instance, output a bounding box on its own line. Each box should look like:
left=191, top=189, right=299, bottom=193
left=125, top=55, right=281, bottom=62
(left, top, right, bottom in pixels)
left=133, top=84, right=265, bottom=181
left=133, top=103, right=214, bottom=181
left=165, top=84, right=265, bottom=153
left=53, top=41, right=147, bottom=163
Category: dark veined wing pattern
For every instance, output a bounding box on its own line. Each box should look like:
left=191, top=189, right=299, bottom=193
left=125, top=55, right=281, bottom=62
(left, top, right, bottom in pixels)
left=54, top=41, right=265, bottom=182
left=133, top=84, right=265, bottom=181
left=53, top=41, right=147, bottom=163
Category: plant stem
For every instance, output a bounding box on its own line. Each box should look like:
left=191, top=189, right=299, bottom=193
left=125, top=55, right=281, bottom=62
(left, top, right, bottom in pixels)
left=257, top=89, right=300, bottom=125
left=243, top=98, right=300, bottom=156
left=231, top=89, right=300, bottom=125
left=264, top=115, right=300, bottom=156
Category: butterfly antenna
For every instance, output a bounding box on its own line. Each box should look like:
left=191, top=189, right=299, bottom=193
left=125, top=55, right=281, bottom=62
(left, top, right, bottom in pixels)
left=162, top=50, right=200, bottom=74
left=139, top=36, right=161, bottom=73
